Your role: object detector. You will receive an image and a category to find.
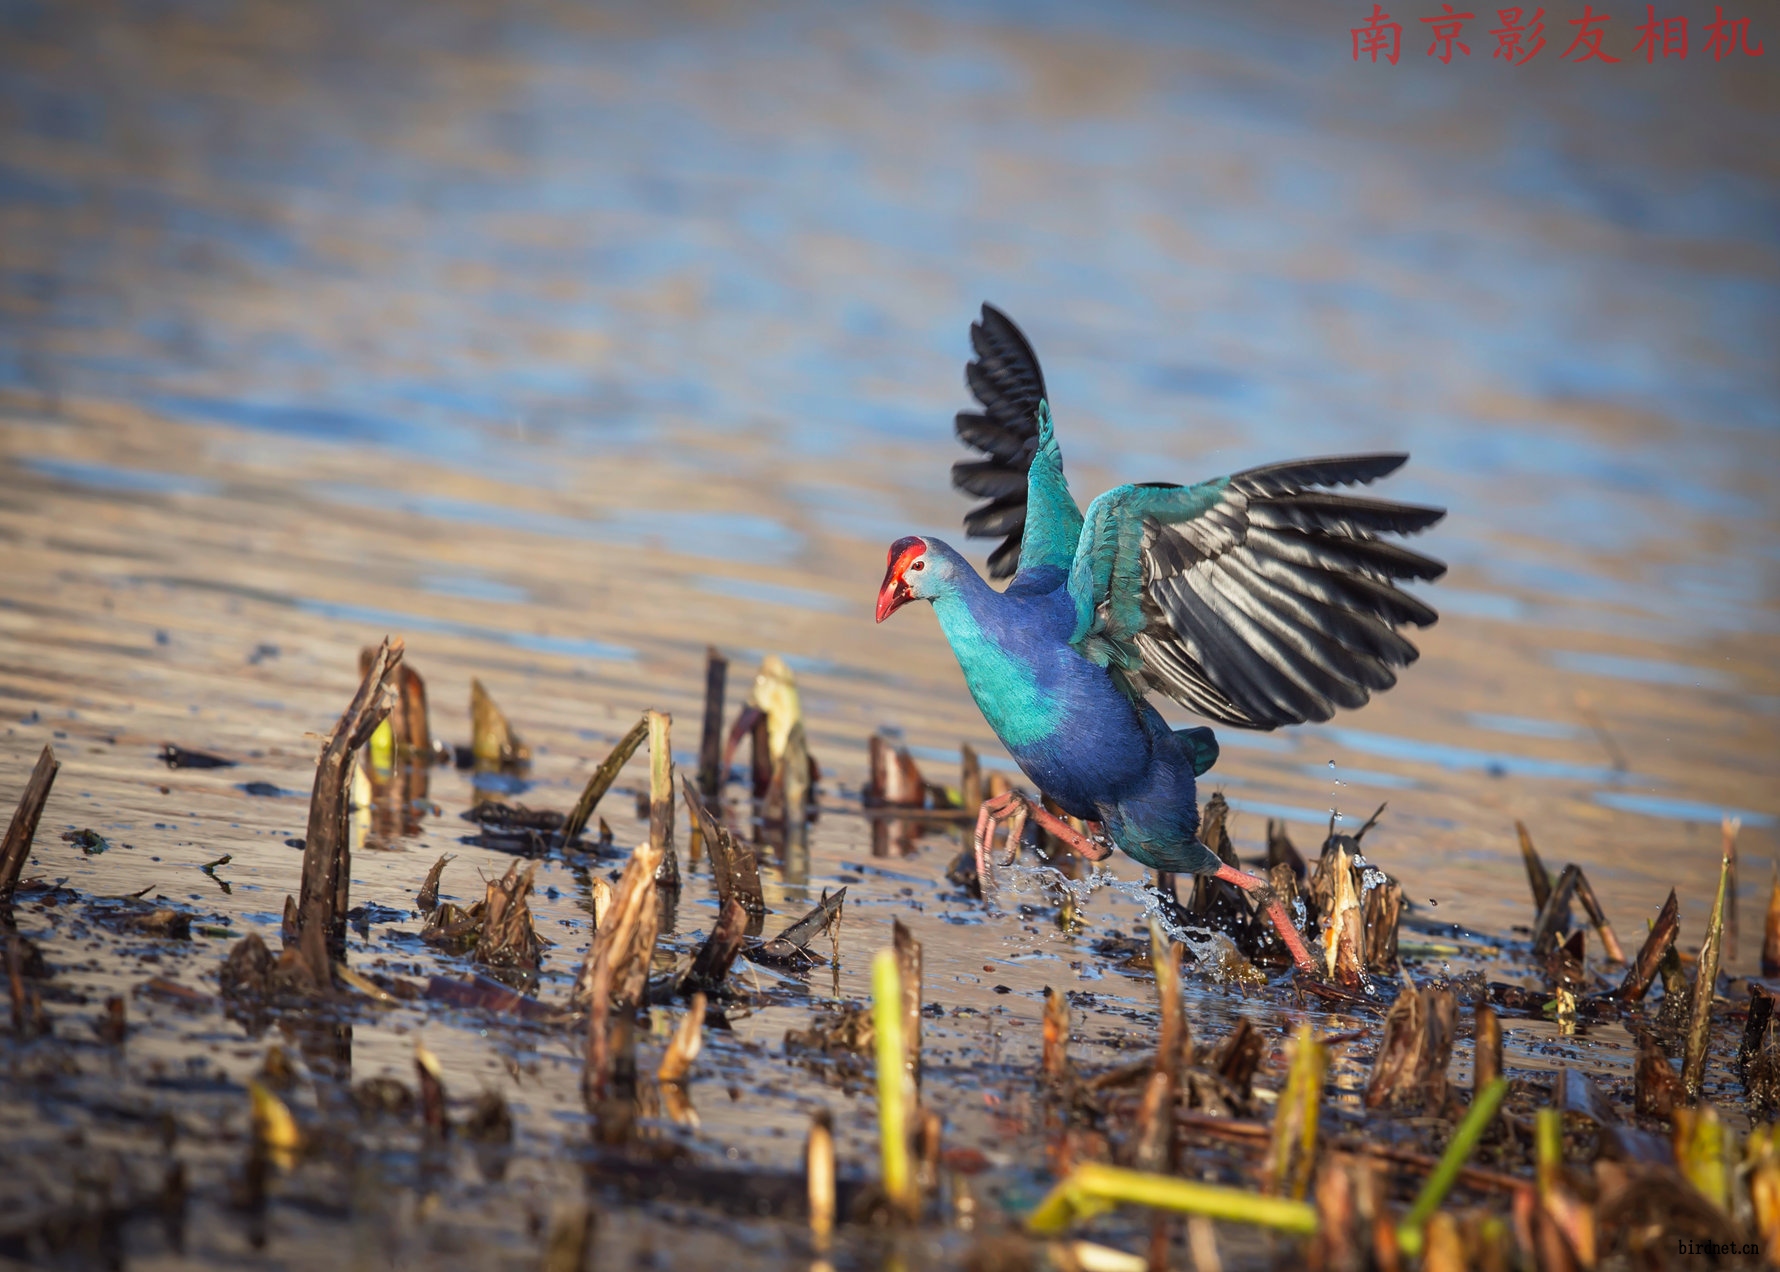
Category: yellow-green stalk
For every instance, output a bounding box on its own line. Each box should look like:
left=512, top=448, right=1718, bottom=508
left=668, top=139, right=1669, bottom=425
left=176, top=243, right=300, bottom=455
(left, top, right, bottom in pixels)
left=1684, top=830, right=1735, bottom=1097
left=1026, top=1163, right=1318, bottom=1238
left=1266, top=1022, right=1327, bottom=1202
left=873, top=948, right=916, bottom=1219
left=1396, top=1076, right=1508, bottom=1257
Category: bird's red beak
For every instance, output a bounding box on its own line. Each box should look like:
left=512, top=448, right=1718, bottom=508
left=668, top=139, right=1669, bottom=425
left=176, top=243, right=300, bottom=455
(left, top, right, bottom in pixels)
left=875, top=537, right=925, bottom=623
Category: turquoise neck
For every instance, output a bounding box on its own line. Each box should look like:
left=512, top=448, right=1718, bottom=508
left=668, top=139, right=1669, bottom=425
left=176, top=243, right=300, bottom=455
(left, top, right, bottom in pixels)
left=929, top=582, right=1052, bottom=749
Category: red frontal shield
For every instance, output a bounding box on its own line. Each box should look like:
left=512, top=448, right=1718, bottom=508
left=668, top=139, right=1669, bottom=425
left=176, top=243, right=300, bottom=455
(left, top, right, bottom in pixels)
left=876, top=537, right=925, bottom=622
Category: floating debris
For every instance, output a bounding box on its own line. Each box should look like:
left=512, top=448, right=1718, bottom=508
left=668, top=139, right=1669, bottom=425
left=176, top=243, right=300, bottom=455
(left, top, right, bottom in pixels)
left=60, top=828, right=110, bottom=855
left=159, top=744, right=234, bottom=770
left=753, top=886, right=845, bottom=965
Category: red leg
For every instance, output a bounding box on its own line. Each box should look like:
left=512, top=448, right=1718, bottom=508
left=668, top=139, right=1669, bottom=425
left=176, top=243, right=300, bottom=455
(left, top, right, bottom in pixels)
left=1023, top=802, right=1114, bottom=862
left=1212, top=863, right=1316, bottom=973
left=973, top=791, right=1027, bottom=898
left=972, top=792, right=1110, bottom=900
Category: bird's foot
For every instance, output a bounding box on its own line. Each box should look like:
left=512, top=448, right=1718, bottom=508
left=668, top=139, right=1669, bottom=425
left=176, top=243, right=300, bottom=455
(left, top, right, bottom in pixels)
left=972, top=792, right=1113, bottom=901
left=1211, top=863, right=1316, bottom=974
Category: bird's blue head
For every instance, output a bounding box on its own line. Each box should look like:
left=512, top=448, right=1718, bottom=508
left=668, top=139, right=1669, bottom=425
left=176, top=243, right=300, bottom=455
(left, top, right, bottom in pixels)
left=875, top=535, right=965, bottom=622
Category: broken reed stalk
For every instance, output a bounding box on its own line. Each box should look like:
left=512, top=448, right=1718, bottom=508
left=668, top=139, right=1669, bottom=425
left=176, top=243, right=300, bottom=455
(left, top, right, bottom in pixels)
left=1320, top=841, right=1365, bottom=985
left=475, top=861, right=542, bottom=974
left=416, top=853, right=454, bottom=913
left=297, top=637, right=403, bottom=965
left=0, top=744, right=59, bottom=912
left=892, top=919, right=922, bottom=1091
left=1394, top=1076, right=1509, bottom=1258
left=697, top=648, right=727, bottom=797
left=777, top=720, right=811, bottom=830
left=807, top=1110, right=836, bottom=1255
left=561, top=715, right=648, bottom=847
left=647, top=710, right=678, bottom=888
left=1614, top=889, right=1678, bottom=1002
left=1530, top=863, right=1581, bottom=955
left=681, top=777, right=766, bottom=917
left=872, top=948, right=917, bottom=1222
left=1043, top=986, right=1070, bottom=1082
left=1265, top=1022, right=1326, bottom=1202
left=1134, top=919, right=1183, bottom=1172
left=1517, top=821, right=1552, bottom=914
left=416, top=1039, right=448, bottom=1137
left=960, top=744, right=982, bottom=818
left=577, top=840, right=663, bottom=1102
left=540, top=1207, right=596, bottom=1272
left=680, top=896, right=747, bottom=994
left=1683, top=829, right=1735, bottom=1099
left=1025, top=1163, right=1318, bottom=1238
left=657, top=992, right=706, bottom=1084
left=469, top=677, right=528, bottom=768
left=1535, top=1106, right=1596, bottom=1267
left=1673, top=1101, right=1730, bottom=1212
left=1569, top=869, right=1626, bottom=964
left=1473, top=1001, right=1503, bottom=1095
left=1765, top=861, right=1780, bottom=979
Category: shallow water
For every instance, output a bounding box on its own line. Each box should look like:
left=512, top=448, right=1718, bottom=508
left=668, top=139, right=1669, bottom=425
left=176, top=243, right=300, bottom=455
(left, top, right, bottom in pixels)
left=1, top=0, right=1777, bottom=1266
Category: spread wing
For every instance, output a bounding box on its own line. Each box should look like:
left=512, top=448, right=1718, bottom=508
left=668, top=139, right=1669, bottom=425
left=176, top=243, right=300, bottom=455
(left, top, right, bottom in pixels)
left=951, top=304, right=1081, bottom=580
left=1067, top=456, right=1445, bottom=729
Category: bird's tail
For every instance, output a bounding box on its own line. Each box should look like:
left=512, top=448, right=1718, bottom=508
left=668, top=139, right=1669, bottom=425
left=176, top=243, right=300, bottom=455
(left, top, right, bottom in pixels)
left=1176, top=726, right=1218, bottom=777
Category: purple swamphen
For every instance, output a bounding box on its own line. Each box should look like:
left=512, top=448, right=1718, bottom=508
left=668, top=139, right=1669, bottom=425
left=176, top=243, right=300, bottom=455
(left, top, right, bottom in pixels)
left=875, top=305, right=1447, bottom=972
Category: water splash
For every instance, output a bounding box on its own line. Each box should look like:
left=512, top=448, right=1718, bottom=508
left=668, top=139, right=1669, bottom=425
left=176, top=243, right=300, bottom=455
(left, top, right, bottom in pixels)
left=1327, top=758, right=1346, bottom=826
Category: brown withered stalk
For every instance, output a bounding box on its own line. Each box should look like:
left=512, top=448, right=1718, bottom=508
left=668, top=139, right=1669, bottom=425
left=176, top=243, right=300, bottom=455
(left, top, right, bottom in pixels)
left=960, top=744, right=983, bottom=819
left=469, top=677, right=529, bottom=768
left=893, top=919, right=922, bottom=1092
left=1763, top=860, right=1780, bottom=979
left=681, top=778, right=765, bottom=918
left=807, top=1111, right=836, bottom=1255
left=1043, top=986, right=1070, bottom=1084
left=697, top=647, right=728, bottom=797
left=475, top=861, right=543, bottom=976
left=1364, top=981, right=1456, bottom=1112
left=1132, top=919, right=1183, bottom=1173
left=295, top=637, right=403, bottom=971
left=1319, top=841, right=1366, bottom=986
left=679, top=897, right=747, bottom=995
left=1473, top=999, right=1503, bottom=1096
left=416, top=853, right=454, bottom=913
left=1683, top=824, right=1736, bottom=1099
left=0, top=744, right=58, bottom=914
left=561, top=715, right=648, bottom=847
left=1530, top=863, right=1581, bottom=955
left=1569, top=868, right=1625, bottom=964
left=578, top=840, right=663, bottom=1105
left=1613, top=889, right=1678, bottom=1002
left=647, top=710, right=678, bottom=889
left=1517, top=820, right=1552, bottom=914
left=1635, top=1038, right=1685, bottom=1118
left=657, top=992, right=707, bottom=1085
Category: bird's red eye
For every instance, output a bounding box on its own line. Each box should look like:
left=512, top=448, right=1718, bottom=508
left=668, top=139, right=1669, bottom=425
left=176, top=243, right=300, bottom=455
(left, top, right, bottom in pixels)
left=911, top=561, right=924, bottom=571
